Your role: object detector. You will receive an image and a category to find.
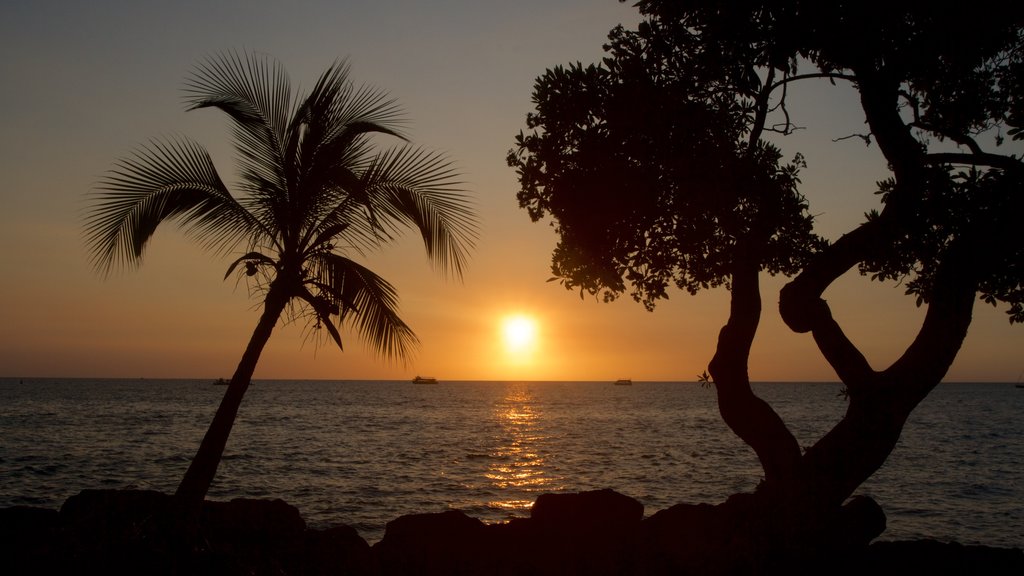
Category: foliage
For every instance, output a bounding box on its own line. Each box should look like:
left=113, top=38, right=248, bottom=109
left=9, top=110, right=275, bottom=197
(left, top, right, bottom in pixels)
left=508, top=4, right=823, bottom=311
left=86, top=52, right=478, bottom=357
left=510, top=0, right=1024, bottom=321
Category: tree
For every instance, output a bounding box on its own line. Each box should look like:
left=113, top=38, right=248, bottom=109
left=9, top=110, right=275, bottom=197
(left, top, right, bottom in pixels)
left=509, top=0, right=1023, bottom=542
left=86, top=52, right=477, bottom=517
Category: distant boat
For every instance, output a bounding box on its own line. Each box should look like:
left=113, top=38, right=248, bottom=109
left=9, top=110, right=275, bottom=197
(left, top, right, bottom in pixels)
left=213, top=378, right=229, bottom=386
left=613, top=378, right=633, bottom=386
left=412, top=376, right=438, bottom=384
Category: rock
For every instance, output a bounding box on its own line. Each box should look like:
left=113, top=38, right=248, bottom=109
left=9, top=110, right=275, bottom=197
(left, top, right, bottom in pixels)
left=531, top=488, right=644, bottom=531
left=637, top=502, right=729, bottom=575
left=0, top=506, right=63, bottom=575
left=838, top=495, right=887, bottom=547
left=303, top=524, right=375, bottom=576
left=858, top=540, right=1024, bottom=576
left=4, top=488, right=1021, bottom=576
left=635, top=493, right=890, bottom=576
left=59, top=489, right=177, bottom=574
left=373, top=490, right=645, bottom=576
left=198, top=498, right=307, bottom=575
left=4, top=490, right=374, bottom=576
left=528, top=489, right=645, bottom=575
left=373, top=509, right=488, bottom=575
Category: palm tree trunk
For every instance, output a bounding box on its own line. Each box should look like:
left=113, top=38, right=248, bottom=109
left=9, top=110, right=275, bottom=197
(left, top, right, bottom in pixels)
left=175, top=283, right=289, bottom=512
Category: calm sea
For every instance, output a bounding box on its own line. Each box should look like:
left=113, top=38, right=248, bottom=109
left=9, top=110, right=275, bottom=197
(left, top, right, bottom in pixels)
left=0, top=379, right=1020, bottom=547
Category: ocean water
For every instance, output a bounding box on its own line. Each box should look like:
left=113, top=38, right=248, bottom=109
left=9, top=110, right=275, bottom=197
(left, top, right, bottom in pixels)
left=0, top=379, right=1020, bottom=547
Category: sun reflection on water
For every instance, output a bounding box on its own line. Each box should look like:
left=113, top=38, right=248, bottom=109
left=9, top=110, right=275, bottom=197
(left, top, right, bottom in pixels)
left=484, top=385, right=559, bottom=513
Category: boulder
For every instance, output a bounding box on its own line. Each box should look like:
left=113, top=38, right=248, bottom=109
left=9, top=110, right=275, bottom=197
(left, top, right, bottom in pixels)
left=373, top=509, right=488, bottom=575
left=527, top=489, right=645, bottom=575
left=303, top=524, right=375, bottom=576
left=0, top=506, right=63, bottom=575
left=858, top=540, right=1024, bottom=576
left=531, top=488, right=644, bottom=531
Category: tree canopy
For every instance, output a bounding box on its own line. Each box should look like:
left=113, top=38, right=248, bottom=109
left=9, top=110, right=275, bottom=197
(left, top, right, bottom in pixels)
left=510, top=0, right=1023, bottom=321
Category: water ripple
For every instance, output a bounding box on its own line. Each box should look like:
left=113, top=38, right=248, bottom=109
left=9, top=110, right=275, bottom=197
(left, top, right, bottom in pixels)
left=0, top=379, right=1021, bottom=547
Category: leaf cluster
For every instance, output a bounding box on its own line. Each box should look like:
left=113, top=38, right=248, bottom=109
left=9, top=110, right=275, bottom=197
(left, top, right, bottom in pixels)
left=863, top=166, right=1024, bottom=323
left=508, top=10, right=822, bottom=309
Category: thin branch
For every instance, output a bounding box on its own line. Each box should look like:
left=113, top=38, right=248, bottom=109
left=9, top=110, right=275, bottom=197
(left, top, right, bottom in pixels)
left=911, top=122, right=985, bottom=155
left=925, top=152, right=1023, bottom=170
left=833, top=133, right=873, bottom=146
left=768, top=72, right=857, bottom=93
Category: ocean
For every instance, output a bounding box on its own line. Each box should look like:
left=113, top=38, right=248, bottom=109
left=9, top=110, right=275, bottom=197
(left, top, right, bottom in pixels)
left=1, top=379, right=1021, bottom=547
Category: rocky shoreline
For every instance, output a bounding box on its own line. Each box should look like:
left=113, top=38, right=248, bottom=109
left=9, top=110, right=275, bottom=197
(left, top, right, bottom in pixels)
left=2, top=488, right=1021, bottom=575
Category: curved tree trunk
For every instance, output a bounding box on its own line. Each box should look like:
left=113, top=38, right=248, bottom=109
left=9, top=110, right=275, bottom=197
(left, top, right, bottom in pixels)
left=795, top=240, right=978, bottom=507
left=175, top=282, right=289, bottom=514
left=709, top=255, right=802, bottom=489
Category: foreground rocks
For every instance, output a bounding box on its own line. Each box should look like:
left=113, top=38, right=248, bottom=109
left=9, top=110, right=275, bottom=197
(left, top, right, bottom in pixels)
left=1, top=490, right=371, bottom=575
left=1, top=488, right=1021, bottom=575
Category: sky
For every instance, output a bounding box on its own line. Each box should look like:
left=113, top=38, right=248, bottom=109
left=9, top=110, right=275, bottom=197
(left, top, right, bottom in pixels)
left=1, top=1, right=1021, bottom=382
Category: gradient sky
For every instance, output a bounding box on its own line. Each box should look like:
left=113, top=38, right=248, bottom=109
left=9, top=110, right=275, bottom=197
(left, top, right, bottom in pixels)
left=2, top=1, right=1021, bottom=382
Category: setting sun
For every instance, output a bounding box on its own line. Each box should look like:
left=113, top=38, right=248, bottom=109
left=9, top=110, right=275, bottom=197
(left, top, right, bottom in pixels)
left=502, top=315, right=538, bottom=353
left=497, top=313, right=544, bottom=373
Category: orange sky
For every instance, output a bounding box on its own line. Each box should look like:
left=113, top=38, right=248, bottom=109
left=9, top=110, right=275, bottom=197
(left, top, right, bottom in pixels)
left=1, top=1, right=1021, bottom=382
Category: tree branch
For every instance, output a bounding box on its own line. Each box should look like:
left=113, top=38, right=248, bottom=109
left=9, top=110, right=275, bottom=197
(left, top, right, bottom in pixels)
left=768, top=72, right=858, bottom=93
left=888, top=238, right=979, bottom=393
left=924, top=152, right=1023, bottom=171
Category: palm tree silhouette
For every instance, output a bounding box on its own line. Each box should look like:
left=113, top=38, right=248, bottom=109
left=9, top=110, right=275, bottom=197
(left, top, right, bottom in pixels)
left=85, top=52, right=477, bottom=513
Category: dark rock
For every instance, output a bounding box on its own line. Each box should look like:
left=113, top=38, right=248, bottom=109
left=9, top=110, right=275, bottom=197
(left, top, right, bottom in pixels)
left=637, top=502, right=731, bottom=575
left=636, top=493, right=891, bottom=575
left=4, top=488, right=1021, bottom=576
left=531, top=488, right=644, bottom=530
left=303, top=524, right=375, bottom=576
left=373, top=509, right=488, bottom=575
left=838, top=495, right=887, bottom=547
left=59, top=489, right=177, bottom=575
left=529, top=489, right=645, bottom=575
left=373, top=490, right=645, bottom=576
left=0, top=506, right=63, bottom=575
left=197, top=498, right=308, bottom=575
left=1, top=490, right=374, bottom=576
left=858, top=540, right=1024, bottom=576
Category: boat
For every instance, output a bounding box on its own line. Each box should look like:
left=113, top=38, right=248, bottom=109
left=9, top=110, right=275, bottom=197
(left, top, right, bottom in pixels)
left=213, top=378, right=229, bottom=386
left=613, top=378, right=633, bottom=386
left=412, top=376, right=438, bottom=384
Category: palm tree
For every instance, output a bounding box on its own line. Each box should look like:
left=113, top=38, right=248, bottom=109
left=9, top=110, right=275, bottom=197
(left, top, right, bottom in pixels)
left=85, top=52, right=477, bottom=514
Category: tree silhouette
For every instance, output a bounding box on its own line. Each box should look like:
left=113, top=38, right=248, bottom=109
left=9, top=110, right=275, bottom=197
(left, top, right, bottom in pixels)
left=86, top=52, right=477, bottom=516
left=510, top=0, right=1022, bottom=542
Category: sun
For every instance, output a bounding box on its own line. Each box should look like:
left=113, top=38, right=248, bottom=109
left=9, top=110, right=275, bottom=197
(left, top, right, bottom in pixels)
left=501, top=314, right=538, bottom=355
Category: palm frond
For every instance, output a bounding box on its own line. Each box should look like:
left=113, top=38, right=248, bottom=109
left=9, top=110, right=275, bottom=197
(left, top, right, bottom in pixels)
left=287, top=61, right=407, bottom=236
left=307, top=253, right=418, bottom=362
left=85, top=137, right=260, bottom=275
left=359, top=145, right=479, bottom=279
left=184, top=51, right=291, bottom=227
left=296, top=285, right=346, bottom=350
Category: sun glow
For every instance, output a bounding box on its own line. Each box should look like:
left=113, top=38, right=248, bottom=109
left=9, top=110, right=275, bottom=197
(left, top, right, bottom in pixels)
left=501, top=314, right=538, bottom=355
left=503, top=316, right=536, bottom=350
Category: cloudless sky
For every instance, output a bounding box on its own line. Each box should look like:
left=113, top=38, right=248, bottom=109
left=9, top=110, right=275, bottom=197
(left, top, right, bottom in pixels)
left=2, top=1, right=1021, bottom=382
